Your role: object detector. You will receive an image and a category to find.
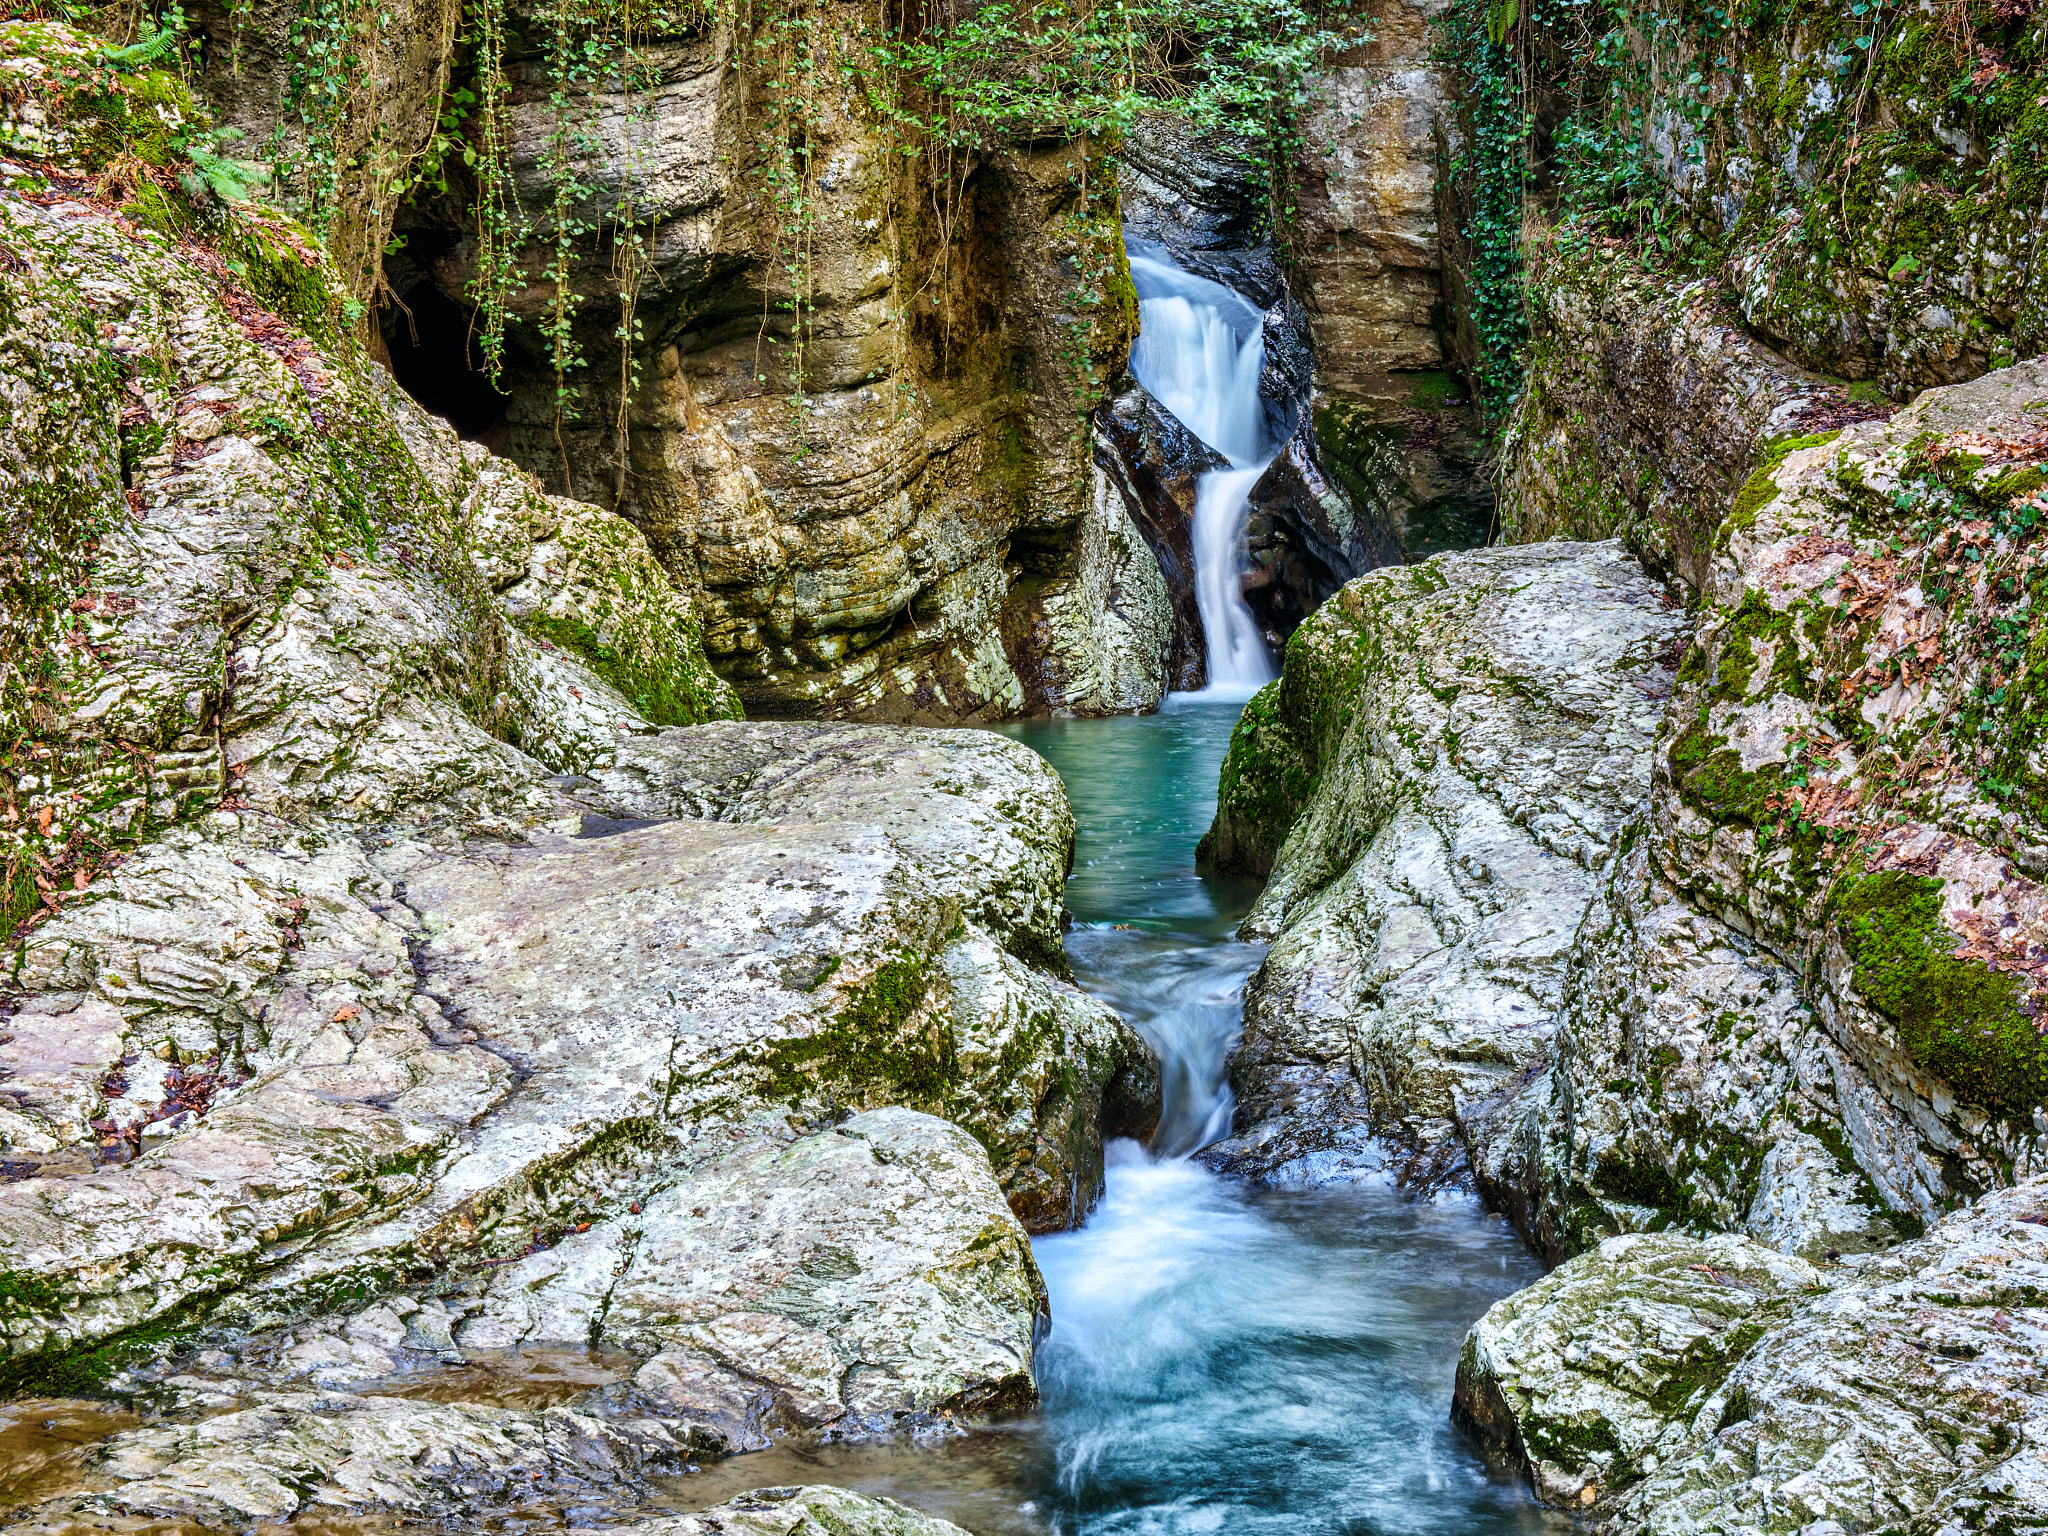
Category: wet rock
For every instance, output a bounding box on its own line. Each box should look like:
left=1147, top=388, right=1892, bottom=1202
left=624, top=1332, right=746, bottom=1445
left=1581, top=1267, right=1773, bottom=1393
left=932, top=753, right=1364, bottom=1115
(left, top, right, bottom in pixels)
left=1093, top=388, right=1223, bottom=690
left=5, top=1388, right=702, bottom=1531
left=1198, top=542, right=1688, bottom=1201
left=591, top=1485, right=973, bottom=1536
left=1453, top=1231, right=1822, bottom=1507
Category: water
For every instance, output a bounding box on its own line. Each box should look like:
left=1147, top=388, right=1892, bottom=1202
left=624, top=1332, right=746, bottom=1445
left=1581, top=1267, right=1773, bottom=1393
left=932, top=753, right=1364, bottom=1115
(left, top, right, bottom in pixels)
left=1127, top=249, right=1280, bottom=696
left=984, top=698, right=1559, bottom=1536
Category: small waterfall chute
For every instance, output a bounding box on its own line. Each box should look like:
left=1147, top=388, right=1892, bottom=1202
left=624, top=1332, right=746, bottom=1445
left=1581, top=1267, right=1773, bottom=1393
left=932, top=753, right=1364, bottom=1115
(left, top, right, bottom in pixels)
left=1126, top=248, right=1281, bottom=698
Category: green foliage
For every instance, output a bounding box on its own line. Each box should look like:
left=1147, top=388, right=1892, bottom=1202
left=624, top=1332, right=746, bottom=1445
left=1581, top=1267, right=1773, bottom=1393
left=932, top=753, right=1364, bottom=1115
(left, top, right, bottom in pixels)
left=101, top=25, right=177, bottom=67
left=1835, top=871, right=2048, bottom=1122
left=1438, top=0, right=1526, bottom=423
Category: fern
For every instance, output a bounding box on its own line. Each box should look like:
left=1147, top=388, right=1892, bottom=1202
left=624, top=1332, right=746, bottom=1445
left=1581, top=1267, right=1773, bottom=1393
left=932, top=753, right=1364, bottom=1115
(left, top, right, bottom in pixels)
left=103, top=27, right=178, bottom=71
left=184, top=143, right=271, bottom=204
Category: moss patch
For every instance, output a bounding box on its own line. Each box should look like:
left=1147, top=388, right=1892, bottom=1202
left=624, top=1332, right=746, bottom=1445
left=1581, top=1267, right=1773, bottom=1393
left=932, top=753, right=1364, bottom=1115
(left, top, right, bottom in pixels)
left=1727, top=431, right=1841, bottom=535
left=754, top=947, right=958, bottom=1109
left=524, top=612, right=725, bottom=729
left=1835, top=871, right=2048, bottom=1121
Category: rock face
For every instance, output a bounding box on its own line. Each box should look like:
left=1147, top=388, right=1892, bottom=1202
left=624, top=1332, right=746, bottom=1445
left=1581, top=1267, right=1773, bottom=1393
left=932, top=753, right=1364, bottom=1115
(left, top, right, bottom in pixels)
left=1208, top=357, right=2048, bottom=1530
left=1528, top=361, right=2048, bottom=1266
left=1209, top=357, right=2048, bottom=1249
left=1198, top=541, right=1687, bottom=1198
left=1606, top=0, right=2048, bottom=399
left=369, top=3, right=1162, bottom=723
left=1499, top=240, right=1888, bottom=599
left=0, top=128, right=1149, bottom=1522
left=1456, top=1182, right=2048, bottom=1531
left=1288, top=0, right=1497, bottom=558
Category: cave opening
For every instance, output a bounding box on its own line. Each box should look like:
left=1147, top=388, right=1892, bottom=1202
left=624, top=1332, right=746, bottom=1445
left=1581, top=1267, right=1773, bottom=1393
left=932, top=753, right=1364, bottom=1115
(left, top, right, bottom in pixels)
left=380, top=280, right=512, bottom=444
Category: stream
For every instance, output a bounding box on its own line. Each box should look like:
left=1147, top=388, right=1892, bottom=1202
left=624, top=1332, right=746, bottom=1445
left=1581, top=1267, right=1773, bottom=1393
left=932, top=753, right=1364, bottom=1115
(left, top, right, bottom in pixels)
left=679, top=250, right=1559, bottom=1536
left=673, top=698, right=1558, bottom=1536
left=0, top=252, right=1559, bottom=1536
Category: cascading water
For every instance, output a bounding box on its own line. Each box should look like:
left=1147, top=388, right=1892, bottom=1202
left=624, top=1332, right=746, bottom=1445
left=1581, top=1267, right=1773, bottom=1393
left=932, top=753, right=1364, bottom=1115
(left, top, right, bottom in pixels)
left=1126, top=249, right=1280, bottom=696
left=668, top=704, right=1559, bottom=1535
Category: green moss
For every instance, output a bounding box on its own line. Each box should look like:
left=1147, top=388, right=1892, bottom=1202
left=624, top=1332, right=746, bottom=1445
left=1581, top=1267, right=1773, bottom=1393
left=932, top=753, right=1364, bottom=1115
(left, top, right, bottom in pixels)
left=754, top=947, right=956, bottom=1108
left=1981, top=466, right=2047, bottom=502
left=1198, top=678, right=1316, bottom=878
left=1712, top=590, right=1808, bottom=703
left=1669, top=718, right=1780, bottom=827
left=1644, top=1320, right=1770, bottom=1416
left=1592, top=1144, right=1686, bottom=1215
left=1521, top=1410, right=1623, bottom=1466
left=1726, top=431, right=1841, bottom=535
left=1834, top=871, right=2048, bottom=1121
left=524, top=611, right=725, bottom=729
left=1399, top=369, right=1465, bottom=409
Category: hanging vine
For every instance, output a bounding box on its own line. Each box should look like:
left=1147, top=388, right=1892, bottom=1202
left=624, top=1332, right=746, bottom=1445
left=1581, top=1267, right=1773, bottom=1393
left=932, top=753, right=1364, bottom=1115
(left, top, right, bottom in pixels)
left=268, top=0, right=1351, bottom=469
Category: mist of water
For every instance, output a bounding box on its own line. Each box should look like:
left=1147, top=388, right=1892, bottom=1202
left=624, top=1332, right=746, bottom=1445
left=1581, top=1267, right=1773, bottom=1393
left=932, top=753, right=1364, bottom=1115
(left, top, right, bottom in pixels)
left=1127, top=251, right=1280, bottom=697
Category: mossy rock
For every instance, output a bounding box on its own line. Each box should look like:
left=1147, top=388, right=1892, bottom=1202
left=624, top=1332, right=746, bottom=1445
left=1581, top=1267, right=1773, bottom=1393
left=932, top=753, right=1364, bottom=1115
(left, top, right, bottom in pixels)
left=1834, top=871, right=2048, bottom=1122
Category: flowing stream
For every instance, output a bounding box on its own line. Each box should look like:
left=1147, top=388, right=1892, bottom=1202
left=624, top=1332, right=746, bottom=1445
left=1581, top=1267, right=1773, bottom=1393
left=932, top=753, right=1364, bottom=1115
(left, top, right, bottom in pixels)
left=1126, top=247, right=1280, bottom=695
left=672, top=700, right=1558, bottom=1536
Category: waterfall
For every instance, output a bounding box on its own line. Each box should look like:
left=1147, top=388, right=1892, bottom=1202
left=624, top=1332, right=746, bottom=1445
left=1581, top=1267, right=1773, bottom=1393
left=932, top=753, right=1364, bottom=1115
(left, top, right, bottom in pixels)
left=1126, top=250, right=1280, bottom=697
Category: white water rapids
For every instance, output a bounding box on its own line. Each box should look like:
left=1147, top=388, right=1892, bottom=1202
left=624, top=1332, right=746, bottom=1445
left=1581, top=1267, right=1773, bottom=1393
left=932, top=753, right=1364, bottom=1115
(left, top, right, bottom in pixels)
left=1126, top=249, right=1280, bottom=697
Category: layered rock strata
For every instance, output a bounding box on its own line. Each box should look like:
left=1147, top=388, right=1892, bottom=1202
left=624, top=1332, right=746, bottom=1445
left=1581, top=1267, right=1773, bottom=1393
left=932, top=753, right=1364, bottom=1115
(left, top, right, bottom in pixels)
left=374, top=5, right=1165, bottom=722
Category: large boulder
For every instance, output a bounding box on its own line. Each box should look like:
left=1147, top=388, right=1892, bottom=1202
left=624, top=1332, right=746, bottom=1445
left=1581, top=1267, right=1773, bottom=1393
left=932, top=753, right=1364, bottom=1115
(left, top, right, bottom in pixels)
left=0, top=163, right=1145, bottom=1444
left=1197, top=541, right=1687, bottom=1210
left=1452, top=1231, right=1822, bottom=1506
left=1531, top=358, right=2048, bottom=1261
left=1456, top=1180, right=2048, bottom=1533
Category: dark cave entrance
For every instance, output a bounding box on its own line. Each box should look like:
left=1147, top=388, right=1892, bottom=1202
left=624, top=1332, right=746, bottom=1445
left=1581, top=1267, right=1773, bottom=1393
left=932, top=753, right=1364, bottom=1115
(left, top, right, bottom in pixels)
left=380, top=279, right=511, bottom=444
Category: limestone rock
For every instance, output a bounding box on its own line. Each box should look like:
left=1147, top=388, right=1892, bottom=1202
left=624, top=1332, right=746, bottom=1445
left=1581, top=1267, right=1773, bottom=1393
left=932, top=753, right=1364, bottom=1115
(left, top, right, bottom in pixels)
left=1197, top=542, right=1688, bottom=1200
left=1460, top=1184, right=2048, bottom=1532
left=0, top=174, right=1148, bottom=1414
left=598, top=1485, right=974, bottom=1536
left=1530, top=838, right=1907, bottom=1265
left=382, top=16, right=1151, bottom=723
left=1453, top=1231, right=1823, bottom=1507
left=5, top=1388, right=700, bottom=1531
left=1626, top=1181, right=2048, bottom=1534
left=1642, top=361, right=2048, bottom=1217
left=598, top=1490, right=974, bottom=1536
left=454, top=1110, right=1040, bottom=1422
left=1499, top=238, right=1873, bottom=598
